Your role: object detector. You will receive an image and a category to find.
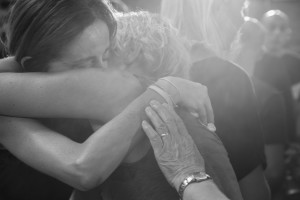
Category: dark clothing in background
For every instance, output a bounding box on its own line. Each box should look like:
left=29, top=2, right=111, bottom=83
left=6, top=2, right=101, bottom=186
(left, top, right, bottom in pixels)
left=0, top=119, right=94, bottom=200
left=254, top=53, right=296, bottom=141
left=253, top=79, right=287, bottom=145
left=282, top=53, right=300, bottom=85
left=190, top=57, right=265, bottom=180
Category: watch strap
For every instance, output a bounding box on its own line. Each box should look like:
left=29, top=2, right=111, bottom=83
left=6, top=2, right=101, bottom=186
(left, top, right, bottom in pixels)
left=178, top=172, right=211, bottom=200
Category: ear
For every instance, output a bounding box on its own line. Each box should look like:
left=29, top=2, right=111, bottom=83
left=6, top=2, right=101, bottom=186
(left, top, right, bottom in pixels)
left=20, top=56, right=32, bottom=68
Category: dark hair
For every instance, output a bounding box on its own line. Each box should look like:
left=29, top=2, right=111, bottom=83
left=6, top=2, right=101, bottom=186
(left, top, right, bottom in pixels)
left=6, top=0, right=117, bottom=72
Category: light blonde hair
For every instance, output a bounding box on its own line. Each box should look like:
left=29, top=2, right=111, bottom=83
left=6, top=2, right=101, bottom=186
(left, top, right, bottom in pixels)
left=160, top=0, right=239, bottom=58
left=111, top=11, right=191, bottom=79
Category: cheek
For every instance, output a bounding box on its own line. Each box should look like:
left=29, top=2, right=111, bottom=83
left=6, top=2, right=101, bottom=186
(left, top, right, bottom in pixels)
left=107, top=55, right=126, bottom=70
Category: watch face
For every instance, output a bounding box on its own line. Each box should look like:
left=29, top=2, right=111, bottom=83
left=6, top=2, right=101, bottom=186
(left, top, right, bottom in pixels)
left=194, top=172, right=207, bottom=178
left=193, top=172, right=211, bottom=181
left=178, top=172, right=211, bottom=199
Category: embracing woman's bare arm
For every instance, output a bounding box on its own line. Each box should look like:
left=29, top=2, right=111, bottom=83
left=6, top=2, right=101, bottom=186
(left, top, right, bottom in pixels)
left=0, top=68, right=143, bottom=122
left=0, top=58, right=214, bottom=191
left=0, top=58, right=214, bottom=124
left=0, top=88, right=162, bottom=191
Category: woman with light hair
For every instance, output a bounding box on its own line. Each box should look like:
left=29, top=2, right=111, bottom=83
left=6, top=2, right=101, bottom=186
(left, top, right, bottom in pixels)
left=160, top=0, right=270, bottom=199
left=79, top=11, right=242, bottom=200
left=160, top=0, right=245, bottom=58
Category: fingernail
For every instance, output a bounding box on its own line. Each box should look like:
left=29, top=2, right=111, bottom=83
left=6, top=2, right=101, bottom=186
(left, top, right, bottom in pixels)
left=142, top=120, right=149, bottom=128
left=150, top=100, right=159, bottom=108
left=145, top=107, right=152, bottom=115
left=207, top=123, right=216, bottom=132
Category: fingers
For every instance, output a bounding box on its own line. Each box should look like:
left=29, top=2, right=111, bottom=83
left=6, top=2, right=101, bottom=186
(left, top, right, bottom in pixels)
left=190, top=106, right=207, bottom=125
left=145, top=106, right=169, bottom=137
left=149, top=101, right=176, bottom=132
left=142, top=120, right=163, bottom=153
left=204, top=93, right=215, bottom=124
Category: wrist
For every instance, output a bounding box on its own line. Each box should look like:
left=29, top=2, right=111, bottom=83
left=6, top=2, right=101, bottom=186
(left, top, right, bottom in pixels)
left=173, top=169, right=207, bottom=192
left=176, top=171, right=211, bottom=200
left=183, top=180, right=228, bottom=200
left=156, top=77, right=180, bottom=104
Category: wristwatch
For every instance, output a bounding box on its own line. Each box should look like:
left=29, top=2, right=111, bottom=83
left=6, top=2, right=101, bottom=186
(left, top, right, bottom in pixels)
left=178, top=172, right=211, bottom=200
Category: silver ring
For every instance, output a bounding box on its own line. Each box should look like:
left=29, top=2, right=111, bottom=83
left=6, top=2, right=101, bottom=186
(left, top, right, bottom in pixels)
left=160, top=132, right=169, bottom=137
left=157, top=125, right=169, bottom=135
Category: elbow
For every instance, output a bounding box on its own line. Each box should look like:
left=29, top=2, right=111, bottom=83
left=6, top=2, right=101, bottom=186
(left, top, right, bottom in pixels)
left=70, top=160, right=105, bottom=191
left=76, top=173, right=100, bottom=191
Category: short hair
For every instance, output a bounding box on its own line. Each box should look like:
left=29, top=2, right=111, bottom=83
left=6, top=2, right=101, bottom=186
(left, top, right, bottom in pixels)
left=6, top=0, right=117, bottom=72
left=263, top=10, right=289, bottom=24
left=160, top=0, right=243, bottom=58
left=230, top=17, right=265, bottom=61
left=111, top=11, right=191, bottom=79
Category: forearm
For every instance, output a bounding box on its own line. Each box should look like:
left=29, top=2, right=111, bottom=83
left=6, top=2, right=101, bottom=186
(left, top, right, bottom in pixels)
left=0, top=69, right=143, bottom=122
left=183, top=181, right=229, bottom=200
left=73, top=88, right=166, bottom=189
left=0, top=116, right=85, bottom=189
left=0, top=89, right=166, bottom=190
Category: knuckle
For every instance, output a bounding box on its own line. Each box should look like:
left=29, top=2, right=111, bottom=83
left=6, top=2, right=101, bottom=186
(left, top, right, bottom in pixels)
left=165, top=119, right=174, bottom=127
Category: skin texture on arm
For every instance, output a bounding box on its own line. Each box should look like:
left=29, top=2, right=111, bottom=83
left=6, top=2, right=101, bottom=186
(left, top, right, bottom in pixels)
left=0, top=68, right=143, bottom=123
left=0, top=58, right=214, bottom=125
left=0, top=88, right=165, bottom=191
left=183, top=181, right=229, bottom=200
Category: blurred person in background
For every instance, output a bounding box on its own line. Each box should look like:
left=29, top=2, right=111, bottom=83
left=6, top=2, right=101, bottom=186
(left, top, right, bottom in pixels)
left=253, top=9, right=300, bottom=200
left=254, top=10, right=300, bottom=142
left=231, top=17, right=287, bottom=198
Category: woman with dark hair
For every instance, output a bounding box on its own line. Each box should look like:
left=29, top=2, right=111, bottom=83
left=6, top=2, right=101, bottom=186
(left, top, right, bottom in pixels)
left=0, top=0, right=218, bottom=199
left=0, top=0, right=117, bottom=199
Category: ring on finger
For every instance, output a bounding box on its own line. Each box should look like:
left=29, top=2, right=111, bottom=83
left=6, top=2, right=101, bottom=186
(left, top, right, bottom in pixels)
left=160, top=132, right=169, bottom=137
left=157, top=125, right=169, bottom=137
